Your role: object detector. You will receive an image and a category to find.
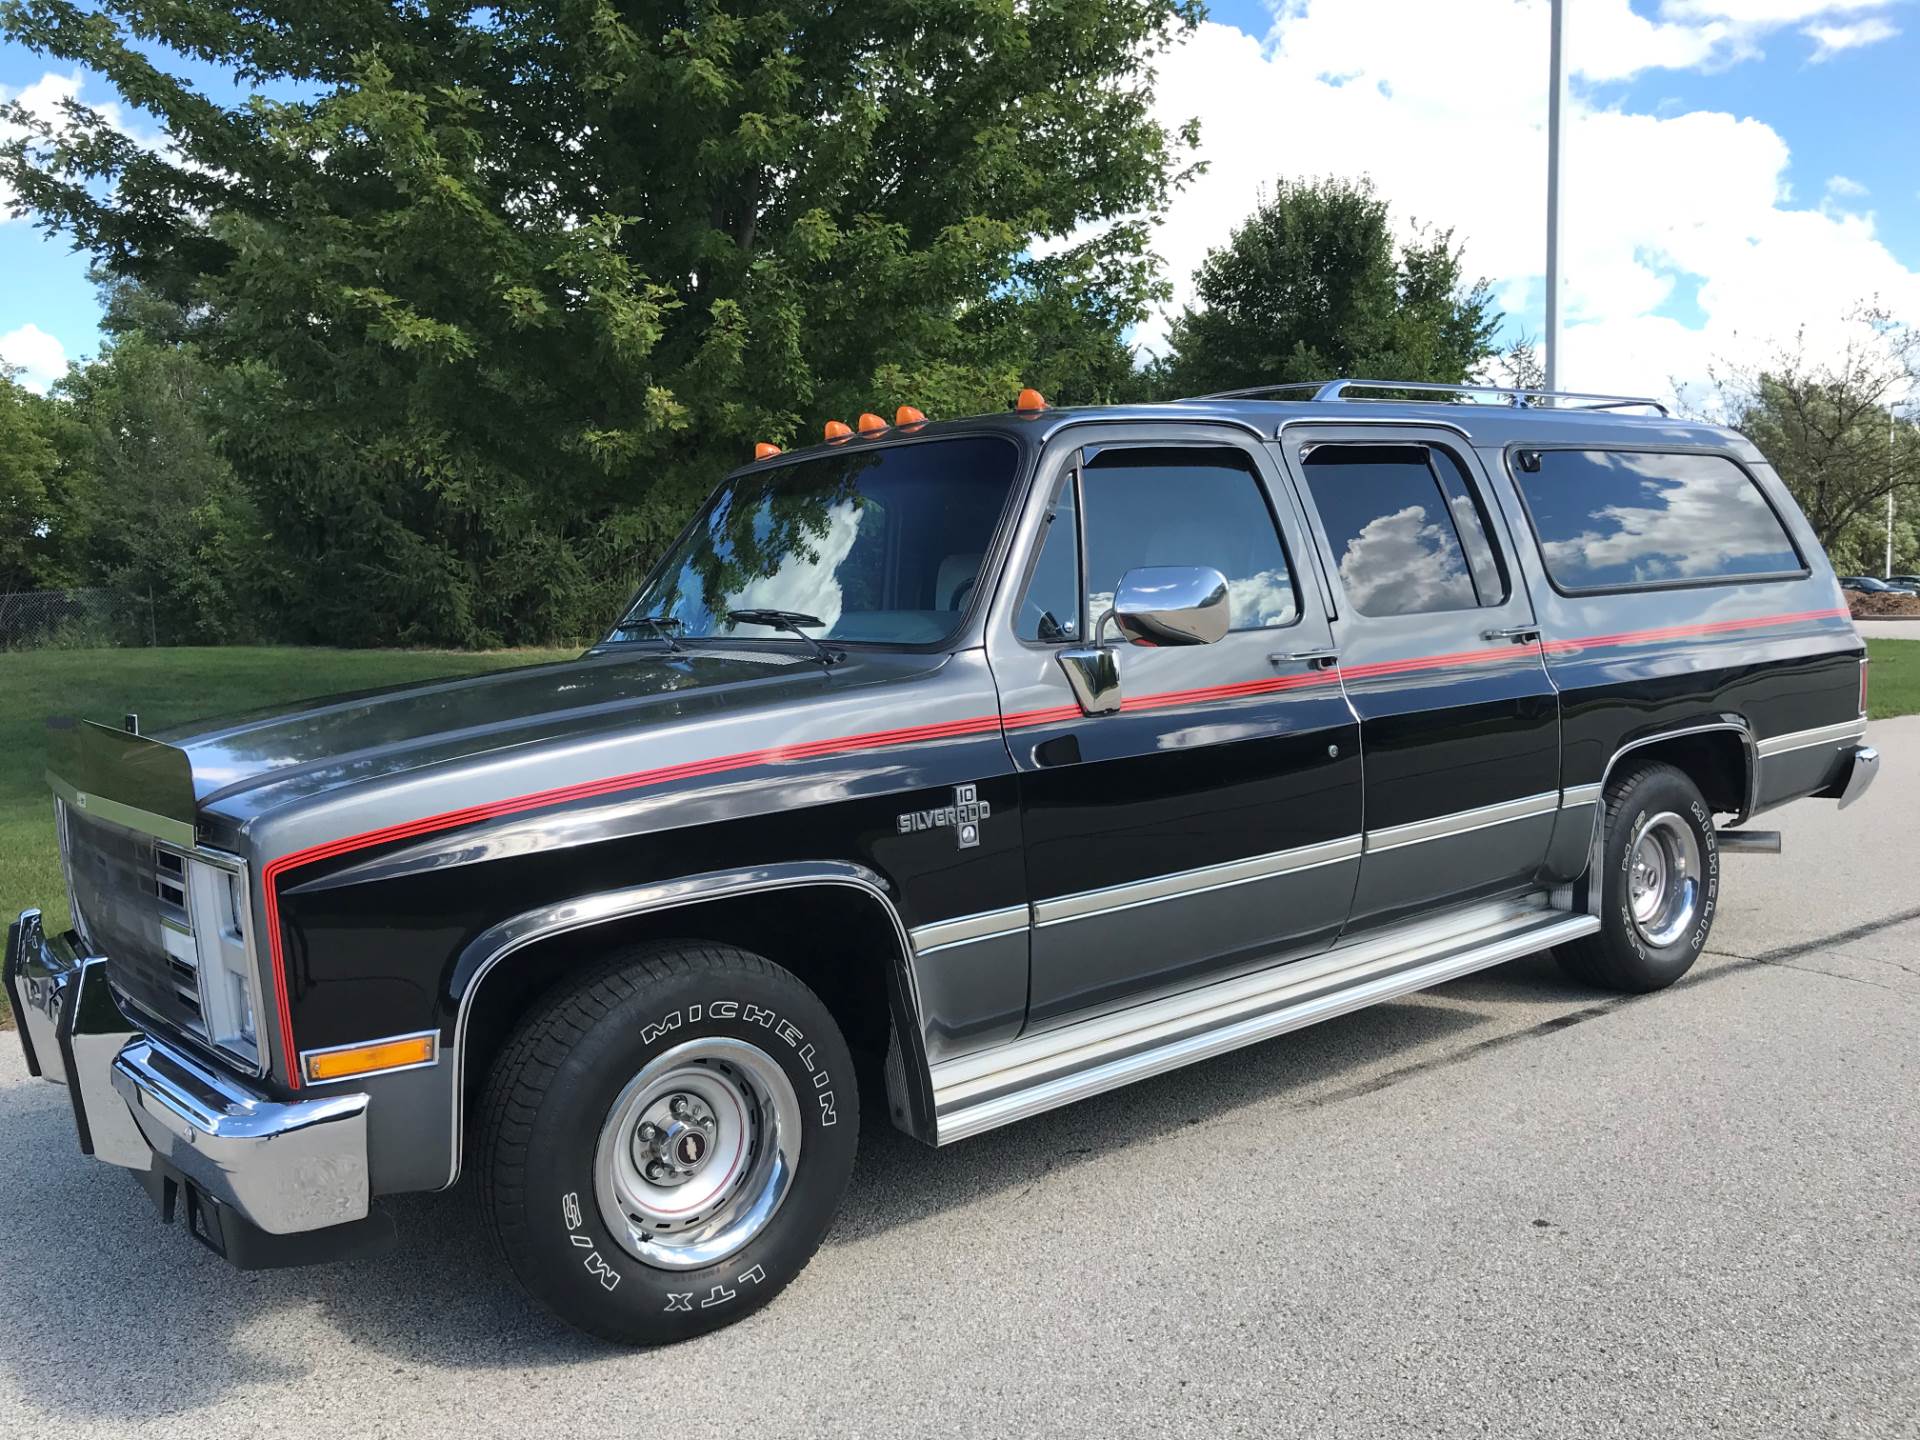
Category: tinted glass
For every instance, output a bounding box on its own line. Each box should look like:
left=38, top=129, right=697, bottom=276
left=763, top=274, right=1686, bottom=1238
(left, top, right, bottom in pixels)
left=1302, top=446, right=1480, bottom=616
left=1080, top=447, right=1298, bottom=630
left=1016, top=473, right=1082, bottom=642
left=1429, top=446, right=1509, bottom=604
left=1515, top=450, right=1803, bottom=591
left=618, top=436, right=1018, bottom=646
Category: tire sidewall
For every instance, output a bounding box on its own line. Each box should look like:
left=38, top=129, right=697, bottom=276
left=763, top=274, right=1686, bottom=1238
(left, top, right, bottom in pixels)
left=1606, top=771, right=1719, bottom=982
left=511, top=964, right=857, bottom=1344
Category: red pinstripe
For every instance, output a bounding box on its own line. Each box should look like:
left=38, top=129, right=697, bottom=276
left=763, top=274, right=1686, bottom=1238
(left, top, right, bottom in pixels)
left=257, top=604, right=1852, bottom=1085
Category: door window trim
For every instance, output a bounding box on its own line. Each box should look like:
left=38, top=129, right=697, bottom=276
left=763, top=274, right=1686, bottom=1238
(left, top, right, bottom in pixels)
left=1008, top=435, right=1307, bottom=649
left=1287, top=429, right=1523, bottom=622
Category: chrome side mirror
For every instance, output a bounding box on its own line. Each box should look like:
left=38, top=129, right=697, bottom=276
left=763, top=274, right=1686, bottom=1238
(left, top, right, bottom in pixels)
left=1056, top=566, right=1231, bottom=716
left=1109, top=566, right=1231, bottom=648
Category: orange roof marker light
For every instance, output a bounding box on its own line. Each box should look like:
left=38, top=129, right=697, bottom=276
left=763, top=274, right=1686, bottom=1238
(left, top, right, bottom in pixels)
left=824, top=419, right=853, bottom=441
left=1015, top=387, right=1048, bottom=412
left=857, top=412, right=889, bottom=434
left=754, top=442, right=782, bottom=460
left=895, top=405, right=927, bottom=427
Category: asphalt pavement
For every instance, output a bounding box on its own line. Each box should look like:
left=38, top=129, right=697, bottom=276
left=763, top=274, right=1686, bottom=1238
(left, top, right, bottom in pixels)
left=2, top=720, right=1915, bottom=1439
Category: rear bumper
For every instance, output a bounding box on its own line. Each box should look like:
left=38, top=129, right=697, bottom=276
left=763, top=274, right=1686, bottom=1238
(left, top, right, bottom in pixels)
left=1835, top=743, right=1879, bottom=809
left=6, top=908, right=378, bottom=1245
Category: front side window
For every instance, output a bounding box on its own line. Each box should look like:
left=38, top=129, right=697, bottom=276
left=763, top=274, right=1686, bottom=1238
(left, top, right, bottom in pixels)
left=1076, top=446, right=1299, bottom=631
left=1301, top=444, right=1497, bottom=617
left=1512, top=449, right=1804, bottom=592
left=616, top=436, right=1019, bottom=646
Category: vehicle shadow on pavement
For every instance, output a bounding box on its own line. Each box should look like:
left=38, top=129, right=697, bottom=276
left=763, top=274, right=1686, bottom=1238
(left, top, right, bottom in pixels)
left=0, top=954, right=1583, bottom=1415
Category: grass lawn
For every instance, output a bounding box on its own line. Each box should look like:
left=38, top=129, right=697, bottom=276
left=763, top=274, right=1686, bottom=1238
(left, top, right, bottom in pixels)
left=1867, top=637, right=1920, bottom=721
left=1, top=646, right=575, bottom=1023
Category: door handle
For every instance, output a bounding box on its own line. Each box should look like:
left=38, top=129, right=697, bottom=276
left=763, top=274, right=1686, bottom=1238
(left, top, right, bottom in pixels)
left=1481, top=626, right=1541, bottom=645
left=1275, top=647, right=1340, bottom=670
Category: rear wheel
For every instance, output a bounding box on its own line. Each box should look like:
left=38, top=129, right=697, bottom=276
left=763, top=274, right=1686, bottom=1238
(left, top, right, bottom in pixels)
left=1556, top=762, right=1719, bottom=993
left=479, top=941, right=858, bottom=1343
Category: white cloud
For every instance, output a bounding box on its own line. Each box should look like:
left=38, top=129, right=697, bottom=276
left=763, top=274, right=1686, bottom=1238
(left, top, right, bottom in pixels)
left=1825, top=174, right=1869, bottom=198
left=1132, top=0, right=1920, bottom=405
left=1802, top=16, right=1901, bottom=58
left=0, top=323, right=69, bottom=392
left=0, top=69, right=166, bottom=223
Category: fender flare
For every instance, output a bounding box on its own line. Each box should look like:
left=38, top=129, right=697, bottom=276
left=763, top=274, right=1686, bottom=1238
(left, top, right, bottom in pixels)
left=439, top=860, right=934, bottom=1188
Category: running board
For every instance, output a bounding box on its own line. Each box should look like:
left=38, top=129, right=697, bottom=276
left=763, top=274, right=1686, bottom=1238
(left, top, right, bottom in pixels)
left=930, top=896, right=1599, bottom=1145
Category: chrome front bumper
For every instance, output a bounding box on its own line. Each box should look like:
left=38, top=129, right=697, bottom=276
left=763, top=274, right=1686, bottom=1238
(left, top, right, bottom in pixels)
left=5, top=908, right=372, bottom=1240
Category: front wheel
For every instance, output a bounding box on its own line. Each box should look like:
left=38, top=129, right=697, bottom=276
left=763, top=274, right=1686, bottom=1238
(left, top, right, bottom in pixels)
left=1556, top=762, right=1720, bottom=993
left=478, top=942, right=858, bottom=1343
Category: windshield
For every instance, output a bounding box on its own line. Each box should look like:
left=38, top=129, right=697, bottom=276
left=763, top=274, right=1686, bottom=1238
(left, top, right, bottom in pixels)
left=614, top=435, right=1020, bottom=647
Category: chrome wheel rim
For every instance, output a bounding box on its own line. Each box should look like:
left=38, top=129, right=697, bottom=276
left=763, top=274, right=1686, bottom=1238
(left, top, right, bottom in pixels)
left=1626, top=810, right=1701, bottom=948
left=594, top=1037, right=801, bottom=1272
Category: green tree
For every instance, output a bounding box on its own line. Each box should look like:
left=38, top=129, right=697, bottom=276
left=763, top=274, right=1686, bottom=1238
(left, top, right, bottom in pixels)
left=1155, top=176, right=1500, bottom=398
left=56, top=290, right=263, bottom=643
left=1707, top=306, right=1920, bottom=574
left=2, top=0, right=1199, bottom=645
left=0, top=363, right=84, bottom=594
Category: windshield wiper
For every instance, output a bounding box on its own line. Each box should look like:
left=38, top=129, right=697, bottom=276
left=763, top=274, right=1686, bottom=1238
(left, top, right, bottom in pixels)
left=612, top=613, right=686, bottom=654
left=725, top=609, right=841, bottom=669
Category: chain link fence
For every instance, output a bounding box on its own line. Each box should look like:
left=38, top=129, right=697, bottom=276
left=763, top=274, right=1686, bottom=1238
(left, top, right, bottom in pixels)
left=0, top=589, right=154, bottom=650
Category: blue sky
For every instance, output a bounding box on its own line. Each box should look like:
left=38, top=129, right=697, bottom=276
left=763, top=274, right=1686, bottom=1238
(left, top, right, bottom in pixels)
left=3, top=0, right=1916, bottom=398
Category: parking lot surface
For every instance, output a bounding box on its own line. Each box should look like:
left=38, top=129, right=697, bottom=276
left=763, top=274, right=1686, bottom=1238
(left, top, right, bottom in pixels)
left=2, top=719, right=1914, bottom=1439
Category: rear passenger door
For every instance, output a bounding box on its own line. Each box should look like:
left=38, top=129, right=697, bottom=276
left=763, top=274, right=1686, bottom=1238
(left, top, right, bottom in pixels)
left=985, top=425, right=1363, bottom=1027
left=1281, top=427, right=1561, bottom=930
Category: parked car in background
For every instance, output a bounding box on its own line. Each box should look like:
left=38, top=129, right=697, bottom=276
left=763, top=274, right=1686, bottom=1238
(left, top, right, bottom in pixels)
left=9, top=378, right=1878, bottom=1344
left=1841, top=575, right=1919, bottom=596
left=1888, top=575, right=1920, bottom=593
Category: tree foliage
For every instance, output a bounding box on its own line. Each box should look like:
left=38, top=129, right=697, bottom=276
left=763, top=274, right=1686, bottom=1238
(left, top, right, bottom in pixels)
left=1705, top=306, right=1920, bottom=574
left=1, top=0, right=1199, bottom=644
left=56, top=289, right=262, bottom=643
left=1155, top=176, right=1499, bottom=398
left=0, top=363, right=86, bottom=594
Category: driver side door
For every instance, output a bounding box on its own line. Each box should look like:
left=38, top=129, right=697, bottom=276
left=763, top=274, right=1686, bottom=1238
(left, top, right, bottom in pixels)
left=984, top=424, right=1363, bottom=1029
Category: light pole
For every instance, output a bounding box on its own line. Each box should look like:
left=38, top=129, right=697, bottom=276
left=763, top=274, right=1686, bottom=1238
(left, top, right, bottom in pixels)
left=1890, top=410, right=1898, bottom=579
left=1545, top=0, right=1568, bottom=392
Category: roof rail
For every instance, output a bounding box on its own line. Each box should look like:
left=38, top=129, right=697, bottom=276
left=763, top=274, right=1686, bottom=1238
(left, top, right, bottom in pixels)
left=1201, top=377, right=1670, bottom=417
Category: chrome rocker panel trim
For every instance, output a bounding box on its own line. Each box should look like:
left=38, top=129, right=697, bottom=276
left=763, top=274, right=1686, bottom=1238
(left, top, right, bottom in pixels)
left=1033, top=835, right=1363, bottom=929
left=1363, top=792, right=1558, bottom=853
left=928, top=895, right=1599, bottom=1145
left=6, top=907, right=372, bottom=1237
left=1754, top=718, right=1868, bottom=758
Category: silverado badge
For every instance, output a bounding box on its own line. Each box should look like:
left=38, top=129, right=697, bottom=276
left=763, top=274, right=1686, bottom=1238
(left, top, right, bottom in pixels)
left=898, top=784, right=990, bottom=849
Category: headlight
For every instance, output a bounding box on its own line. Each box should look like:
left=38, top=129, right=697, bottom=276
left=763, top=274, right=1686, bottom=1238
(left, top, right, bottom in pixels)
left=186, top=856, right=261, bottom=1068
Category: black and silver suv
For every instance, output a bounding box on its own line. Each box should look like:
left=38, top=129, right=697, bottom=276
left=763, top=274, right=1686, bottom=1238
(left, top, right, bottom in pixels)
left=8, top=378, right=1879, bottom=1342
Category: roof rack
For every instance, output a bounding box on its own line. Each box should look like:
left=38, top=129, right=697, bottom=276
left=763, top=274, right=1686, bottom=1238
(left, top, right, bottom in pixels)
left=1201, top=377, right=1670, bottom=417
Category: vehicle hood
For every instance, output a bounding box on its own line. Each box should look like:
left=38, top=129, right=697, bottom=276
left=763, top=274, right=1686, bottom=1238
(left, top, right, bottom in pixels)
left=168, top=647, right=950, bottom=829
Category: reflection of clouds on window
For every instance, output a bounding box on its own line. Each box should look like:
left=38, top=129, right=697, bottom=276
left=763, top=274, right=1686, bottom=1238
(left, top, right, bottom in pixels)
left=1335, top=505, right=1477, bottom=615
left=724, top=500, right=865, bottom=629
left=1227, top=568, right=1297, bottom=627
left=1446, top=491, right=1504, bottom=601
left=1525, top=451, right=1801, bottom=589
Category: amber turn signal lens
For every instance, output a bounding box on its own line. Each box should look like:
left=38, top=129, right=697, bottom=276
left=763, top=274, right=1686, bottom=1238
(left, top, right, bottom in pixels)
left=754, top=442, right=782, bottom=460
left=857, top=412, right=888, bottom=434
left=1015, top=387, right=1047, bottom=412
left=895, top=405, right=926, bottom=426
left=303, top=1033, right=437, bottom=1084
left=824, top=419, right=853, bottom=440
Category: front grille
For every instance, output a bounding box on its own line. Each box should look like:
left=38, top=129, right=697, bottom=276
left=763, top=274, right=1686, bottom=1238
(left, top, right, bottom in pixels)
left=60, top=802, right=210, bottom=1038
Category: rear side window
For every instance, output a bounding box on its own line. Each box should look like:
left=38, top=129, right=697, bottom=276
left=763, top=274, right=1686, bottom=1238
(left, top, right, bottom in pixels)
left=1512, top=449, right=1804, bottom=593
left=1300, top=444, right=1503, bottom=617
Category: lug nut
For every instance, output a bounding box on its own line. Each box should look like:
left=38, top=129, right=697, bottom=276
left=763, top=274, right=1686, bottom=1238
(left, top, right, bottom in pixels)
left=640, top=1122, right=658, bottom=1141
left=670, top=1095, right=690, bottom=1117
left=699, top=1114, right=715, bottom=1130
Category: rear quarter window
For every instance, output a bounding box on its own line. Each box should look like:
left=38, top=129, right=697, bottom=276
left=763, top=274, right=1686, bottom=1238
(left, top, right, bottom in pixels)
left=1510, top=449, right=1805, bottom=593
